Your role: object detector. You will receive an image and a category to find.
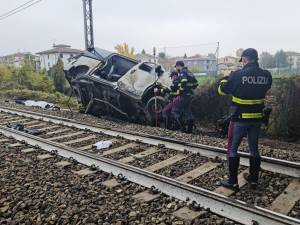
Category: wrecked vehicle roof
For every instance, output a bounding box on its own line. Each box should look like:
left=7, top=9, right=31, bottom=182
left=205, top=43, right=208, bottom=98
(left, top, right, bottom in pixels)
left=81, top=48, right=116, bottom=61
left=64, top=47, right=171, bottom=123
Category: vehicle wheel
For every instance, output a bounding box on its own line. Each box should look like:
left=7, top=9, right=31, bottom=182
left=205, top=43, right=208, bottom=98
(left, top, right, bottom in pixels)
left=146, top=96, right=166, bottom=117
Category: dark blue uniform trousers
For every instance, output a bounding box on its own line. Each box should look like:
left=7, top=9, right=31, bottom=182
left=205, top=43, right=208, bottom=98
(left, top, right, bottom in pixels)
left=172, top=95, right=193, bottom=121
left=227, top=121, right=261, bottom=157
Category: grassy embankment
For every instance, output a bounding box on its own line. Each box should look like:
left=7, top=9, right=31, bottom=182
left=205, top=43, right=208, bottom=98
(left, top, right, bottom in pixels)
left=0, top=63, right=78, bottom=108
left=0, top=89, right=78, bottom=108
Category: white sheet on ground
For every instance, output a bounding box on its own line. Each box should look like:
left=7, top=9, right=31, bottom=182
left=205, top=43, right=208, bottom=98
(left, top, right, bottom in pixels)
left=24, top=100, right=55, bottom=109
left=93, top=141, right=113, bottom=150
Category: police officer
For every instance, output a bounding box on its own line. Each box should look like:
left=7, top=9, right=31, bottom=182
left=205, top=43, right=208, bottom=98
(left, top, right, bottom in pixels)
left=172, top=61, right=198, bottom=132
left=161, top=71, right=180, bottom=128
left=217, top=48, right=272, bottom=190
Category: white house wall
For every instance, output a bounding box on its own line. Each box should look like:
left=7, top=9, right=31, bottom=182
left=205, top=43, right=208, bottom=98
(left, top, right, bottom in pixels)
left=39, top=53, right=73, bottom=71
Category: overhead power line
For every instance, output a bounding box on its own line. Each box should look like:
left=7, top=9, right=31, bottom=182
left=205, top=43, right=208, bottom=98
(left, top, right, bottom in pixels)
left=0, top=0, right=42, bottom=21
left=0, top=0, right=36, bottom=19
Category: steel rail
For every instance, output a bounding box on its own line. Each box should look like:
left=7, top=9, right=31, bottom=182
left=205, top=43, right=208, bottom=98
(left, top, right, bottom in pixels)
left=0, top=106, right=299, bottom=178
left=0, top=125, right=299, bottom=225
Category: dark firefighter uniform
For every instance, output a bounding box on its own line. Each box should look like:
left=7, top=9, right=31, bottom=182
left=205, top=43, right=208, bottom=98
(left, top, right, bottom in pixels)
left=217, top=48, right=272, bottom=190
left=172, top=66, right=198, bottom=132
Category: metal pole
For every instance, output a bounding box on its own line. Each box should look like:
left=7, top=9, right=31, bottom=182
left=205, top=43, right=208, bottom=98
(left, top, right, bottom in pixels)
left=215, top=42, right=220, bottom=76
left=153, top=47, right=159, bottom=127
left=83, top=0, right=94, bottom=51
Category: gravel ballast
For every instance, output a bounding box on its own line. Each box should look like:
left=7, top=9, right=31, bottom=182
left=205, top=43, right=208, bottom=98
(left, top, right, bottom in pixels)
left=1, top=101, right=299, bottom=162
left=0, top=135, right=241, bottom=225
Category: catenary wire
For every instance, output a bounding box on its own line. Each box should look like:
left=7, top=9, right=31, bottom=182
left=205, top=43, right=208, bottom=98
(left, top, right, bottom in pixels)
left=0, top=0, right=42, bottom=21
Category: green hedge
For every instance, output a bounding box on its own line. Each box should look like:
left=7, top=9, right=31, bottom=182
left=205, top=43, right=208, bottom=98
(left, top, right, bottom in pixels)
left=193, top=75, right=300, bottom=140
left=0, top=89, right=79, bottom=108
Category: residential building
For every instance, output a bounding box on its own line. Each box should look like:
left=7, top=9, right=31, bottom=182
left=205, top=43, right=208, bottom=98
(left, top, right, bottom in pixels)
left=217, top=56, right=240, bottom=76
left=183, top=56, right=217, bottom=75
left=286, top=51, right=300, bottom=69
left=136, top=53, right=157, bottom=63
left=36, top=44, right=82, bottom=71
left=0, top=52, right=38, bottom=68
left=218, top=56, right=238, bottom=66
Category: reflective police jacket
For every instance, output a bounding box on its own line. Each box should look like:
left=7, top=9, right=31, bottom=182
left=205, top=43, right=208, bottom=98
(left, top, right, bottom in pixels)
left=217, top=62, right=272, bottom=122
left=178, top=68, right=198, bottom=96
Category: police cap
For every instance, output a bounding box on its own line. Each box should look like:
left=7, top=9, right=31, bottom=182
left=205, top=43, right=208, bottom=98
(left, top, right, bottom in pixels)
left=175, top=61, right=185, bottom=67
left=239, top=48, right=258, bottom=62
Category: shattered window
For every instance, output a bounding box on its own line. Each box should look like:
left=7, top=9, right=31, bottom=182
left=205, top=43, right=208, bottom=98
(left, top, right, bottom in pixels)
left=139, top=62, right=154, bottom=73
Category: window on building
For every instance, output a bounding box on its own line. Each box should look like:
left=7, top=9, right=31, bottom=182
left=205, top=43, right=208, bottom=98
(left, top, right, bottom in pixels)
left=60, top=53, right=64, bottom=58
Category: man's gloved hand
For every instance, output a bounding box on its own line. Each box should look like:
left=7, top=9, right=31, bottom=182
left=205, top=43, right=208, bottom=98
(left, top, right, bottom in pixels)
left=263, top=108, right=272, bottom=126
left=217, top=76, right=229, bottom=86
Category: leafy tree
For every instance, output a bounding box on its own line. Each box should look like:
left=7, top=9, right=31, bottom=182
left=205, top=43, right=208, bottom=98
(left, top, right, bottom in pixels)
left=29, top=71, right=53, bottom=92
left=274, top=50, right=288, bottom=68
left=14, top=60, right=34, bottom=88
left=24, top=54, right=37, bottom=68
left=51, top=59, right=67, bottom=93
left=141, top=49, right=146, bottom=54
left=115, top=43, right=136, bottom=59
left=0, top=64, right=12, bottom=83
left=0, top=60, right=54, bottom=92
left=260, top=52, right=275, bottom=69
left=183, top=53, right=188, bottom=59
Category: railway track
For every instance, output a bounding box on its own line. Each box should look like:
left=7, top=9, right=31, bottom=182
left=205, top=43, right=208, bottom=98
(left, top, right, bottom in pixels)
left=0, top=106, right=300, bottom=224
left=1, top=135, right=239, bottom=224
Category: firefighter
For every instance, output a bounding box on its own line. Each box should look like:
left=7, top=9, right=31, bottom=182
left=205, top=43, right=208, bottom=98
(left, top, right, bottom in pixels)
left=160, top=71, right=180, bottom=128
left=217, top=48, right=272, bottom=190
left=172, top=61, right=198, bottom=133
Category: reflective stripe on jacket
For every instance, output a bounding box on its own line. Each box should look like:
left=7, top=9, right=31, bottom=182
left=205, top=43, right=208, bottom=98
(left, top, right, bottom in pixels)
left=178, top=68, right=198, bottom=96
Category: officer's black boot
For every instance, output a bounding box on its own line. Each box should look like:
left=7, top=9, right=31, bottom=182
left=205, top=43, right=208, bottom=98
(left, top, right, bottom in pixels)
left=220, top=157, right=240, bottom=192
left=243, top=156, right=261, bottom=189
left=160, top=115, right=168, bottom=129
left=173, top=116, right=183, bottom=131
left=186, top=119, right=194, bottom=133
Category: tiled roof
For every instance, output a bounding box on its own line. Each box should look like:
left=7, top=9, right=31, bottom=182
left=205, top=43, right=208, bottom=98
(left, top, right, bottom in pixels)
left=286, top=51, right=300, bottom=56
left=37, top=47, right=82, bottom=55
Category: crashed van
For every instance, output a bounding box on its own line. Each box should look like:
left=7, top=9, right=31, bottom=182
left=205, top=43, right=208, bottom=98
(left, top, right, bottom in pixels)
left=64, top=48, right=172, bottom=123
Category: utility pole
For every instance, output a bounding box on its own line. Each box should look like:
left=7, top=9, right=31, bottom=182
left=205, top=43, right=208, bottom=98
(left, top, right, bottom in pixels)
left=215, top=42, right=220, bottom=76
left=83, top=0, right=94, bottom=51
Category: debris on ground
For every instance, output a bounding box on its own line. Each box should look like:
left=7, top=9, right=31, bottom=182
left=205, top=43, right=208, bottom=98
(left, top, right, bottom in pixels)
left=6, top=123, right=44, bottom=135
left=93, top=140, right=113, bottom=150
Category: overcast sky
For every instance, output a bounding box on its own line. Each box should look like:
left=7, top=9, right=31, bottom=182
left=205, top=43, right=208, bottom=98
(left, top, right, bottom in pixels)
left=0, top=0, right=299, bottom=57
